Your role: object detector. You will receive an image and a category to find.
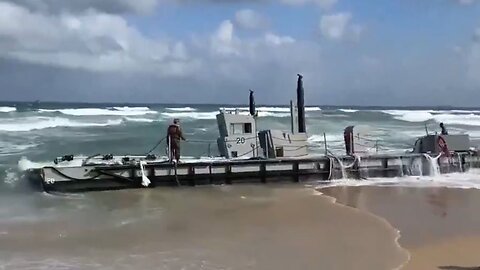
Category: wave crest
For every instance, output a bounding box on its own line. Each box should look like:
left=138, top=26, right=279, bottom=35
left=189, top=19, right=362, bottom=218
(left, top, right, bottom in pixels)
left=40, top=107, right=157, bottom=116
left=0, top=117, right=123, bottom=132
left=0, top=106, right=16, bottom=113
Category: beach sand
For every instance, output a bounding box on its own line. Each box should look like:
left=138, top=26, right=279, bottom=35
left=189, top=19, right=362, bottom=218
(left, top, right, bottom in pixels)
left=0, top=185, right=407, bottom=270
left=320, top=186, right=480, bottom=270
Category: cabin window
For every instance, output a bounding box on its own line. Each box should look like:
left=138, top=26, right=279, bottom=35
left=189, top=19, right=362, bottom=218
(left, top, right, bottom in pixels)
left=244, top=123, right=252, bottom=134
left=231, top=151, right=238, bottom=158
left=231, top=123, right=244, bottom=134
left=275, top=147, right=284, bottom=157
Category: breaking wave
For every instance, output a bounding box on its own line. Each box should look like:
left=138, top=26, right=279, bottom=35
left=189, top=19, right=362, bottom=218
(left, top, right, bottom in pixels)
left=0, top=117, right=123, bottom=132
left=317, top=169, right=480, bottom=190
left=382, top=110, right=480, bottom=126
left=338, top=109, right=359, bottom=113
left=390, top=111, right=434, bottom=122
left=39, top=107, right=157, bottom=116
left=161, top=111, right=218, bottom=120
left=221, top=106, right=321, bottom=112
left=433, top=114, right=480, bottom=126
left=123, top=117, right=158, bottom=123
left=162, top=110, right=292, bottom=120
left=165, top=107, right=197, bottom=112
left=0, top=106, right=16, bottom=113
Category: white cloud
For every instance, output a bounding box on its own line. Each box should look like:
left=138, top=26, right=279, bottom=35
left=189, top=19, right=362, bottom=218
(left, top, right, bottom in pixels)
left=265, top=33, right=295, bottom=46
left=319, top=12, right=363, bottom=41
left=211, top=20, right=241, bottom=56
left=0, top=1, right=196, bottom=76
left=235, top=9, right=268, bottom=30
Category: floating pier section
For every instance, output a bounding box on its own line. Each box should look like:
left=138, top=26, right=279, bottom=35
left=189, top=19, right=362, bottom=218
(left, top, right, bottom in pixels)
left=27, top=153, right=480, bottom=193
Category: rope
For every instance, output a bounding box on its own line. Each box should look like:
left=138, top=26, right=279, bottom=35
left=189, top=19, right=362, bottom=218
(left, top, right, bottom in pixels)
left=146, top=137, right=166, bottom=155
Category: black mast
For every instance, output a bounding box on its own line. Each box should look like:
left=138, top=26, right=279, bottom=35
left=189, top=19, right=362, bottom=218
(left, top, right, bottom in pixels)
left=249, top=89, right=256, bottom=116
left=297, top=74, right=306, bottom=133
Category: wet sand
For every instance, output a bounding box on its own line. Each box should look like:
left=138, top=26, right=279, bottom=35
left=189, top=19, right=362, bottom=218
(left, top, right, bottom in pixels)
left=0, top=185, right=407, bottom=270
left=320, top=186, right=480, bottom=270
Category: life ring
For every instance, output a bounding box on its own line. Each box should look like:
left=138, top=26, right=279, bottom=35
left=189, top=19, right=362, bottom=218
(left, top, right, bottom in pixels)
left=438, top=136, right=450, bottom=157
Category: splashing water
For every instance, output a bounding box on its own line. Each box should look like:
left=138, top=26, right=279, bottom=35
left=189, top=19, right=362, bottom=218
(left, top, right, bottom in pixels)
left=410, top=157, right=424, bottom=176
left=423, top=154, right=441, bottom=177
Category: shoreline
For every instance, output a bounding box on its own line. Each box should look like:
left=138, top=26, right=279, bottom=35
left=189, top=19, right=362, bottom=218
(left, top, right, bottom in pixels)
left=319, top=185, right=480, bottom=270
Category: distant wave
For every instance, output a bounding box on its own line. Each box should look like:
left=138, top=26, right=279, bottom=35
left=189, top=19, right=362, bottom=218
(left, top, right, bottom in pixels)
left=162, top=110, right=292, bottom=120
left=161, top=111, right=218, bottom=120
left=433, top=114, right=480, bottom=126
left=165, top=107, right=197, bottom=112
left=123, top=117, right=159, bottom=123
left=0, top=106, right=16, bottom=113
left=382, top=110, right=480, bottom=126
left=338, top=109, right=358, bottom=113
left=40, top=107, right=157, bottom=116
left=389, top=111, right=434, bottom=122
left=0, top=117, right=123, bottom=132
left=221, top=106, right=321, bottom=112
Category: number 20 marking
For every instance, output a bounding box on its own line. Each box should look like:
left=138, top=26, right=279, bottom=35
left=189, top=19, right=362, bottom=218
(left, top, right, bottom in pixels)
left=236, top=137, right=246, bottom=144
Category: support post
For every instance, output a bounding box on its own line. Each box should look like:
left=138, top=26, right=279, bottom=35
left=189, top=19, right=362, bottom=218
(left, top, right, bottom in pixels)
left=323, top=133, right=328, bottom=155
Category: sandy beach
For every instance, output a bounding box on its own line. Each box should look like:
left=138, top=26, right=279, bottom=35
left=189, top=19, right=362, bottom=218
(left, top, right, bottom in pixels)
left=0, top=185, right=408, bottom=270
left=320, top=186, right=480, bottom=270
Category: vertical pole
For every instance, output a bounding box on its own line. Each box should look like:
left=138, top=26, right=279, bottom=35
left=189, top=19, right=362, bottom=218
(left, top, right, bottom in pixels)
left=265, top=132, right=269, bottom=159
left=297, top=74, right=306, bottom=133
left=208, top=143, right=211, bottom=157
left=323, top=132, right=328, bottom=155
left=290, top=100, right=296, bottom=134
left=167, top=136, right=171, bottom=163
left=254, top=116, right=258, bottom=157
left=375, top=140, right=379, bottom=153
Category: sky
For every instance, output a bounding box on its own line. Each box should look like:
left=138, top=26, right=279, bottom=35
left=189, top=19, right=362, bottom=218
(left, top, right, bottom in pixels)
left=0, top=0, right=479, bottom=106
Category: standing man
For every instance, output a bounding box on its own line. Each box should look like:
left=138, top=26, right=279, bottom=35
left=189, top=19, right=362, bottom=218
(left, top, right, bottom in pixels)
left=167, top=118, right=186, bottom=163
left=440, top=123, right=448, bottom=135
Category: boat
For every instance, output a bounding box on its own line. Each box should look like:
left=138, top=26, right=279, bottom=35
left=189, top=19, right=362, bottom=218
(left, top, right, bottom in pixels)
left=25, top=75, right=480, bottom=192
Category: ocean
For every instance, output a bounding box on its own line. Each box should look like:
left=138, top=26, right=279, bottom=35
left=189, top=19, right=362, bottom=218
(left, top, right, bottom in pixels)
left=2, top=103, right=480, bottom=269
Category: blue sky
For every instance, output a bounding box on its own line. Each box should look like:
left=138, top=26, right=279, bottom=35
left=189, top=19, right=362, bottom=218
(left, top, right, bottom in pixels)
left=0, top=0, right=479, bottom=106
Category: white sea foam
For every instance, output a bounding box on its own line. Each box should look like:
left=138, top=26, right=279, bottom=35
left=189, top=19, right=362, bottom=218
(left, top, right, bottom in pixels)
left=257, top=111, right=291, bottom=117
left=112, top=106, right=151, bottom=112
left=165, top=107, right=197, bottom=112
left=221, top=106, right=321, bottom=112
left=382, top=110, right=434, bottom=122
left=162, top=110, right=292, bottom=120
left=161, top=111, right=218, bottom=120
left=0, top=117, right=123, bottom=132
left=0, top=106, right=16, bottom=113
left=432, top=114, right=480, bottom=126
left=40, top=107, right=157, bottom=116
left=123, top=117, right=158, bottom=123
left=317, top=169, right=480, bottom=190
left=382, top=110, right=480, bottom=126
left=338, top=109, right=358, bottom=113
